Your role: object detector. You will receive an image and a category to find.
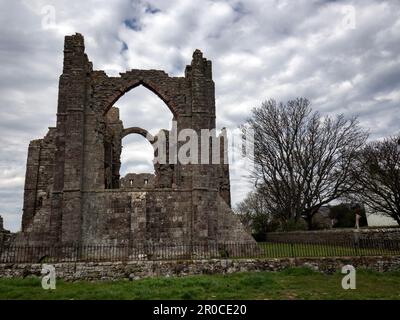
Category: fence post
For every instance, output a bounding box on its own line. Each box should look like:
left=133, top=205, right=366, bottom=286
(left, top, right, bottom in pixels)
left=290, top=242, right=295, bottom=258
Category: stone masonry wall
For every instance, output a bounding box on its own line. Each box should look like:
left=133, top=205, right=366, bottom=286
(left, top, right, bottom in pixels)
left=1, top=256, right=399, bottom=281
left=120, top=173, right=155, bottom=189
left=22, top=128, right=57, bottom=233
left=81, top=190, right=192, bottom=244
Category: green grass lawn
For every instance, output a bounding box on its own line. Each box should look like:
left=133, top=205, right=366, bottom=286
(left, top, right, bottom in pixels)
left=258, top=243, right=399, bottom=258
left=0, top=268, right=399, bottom=300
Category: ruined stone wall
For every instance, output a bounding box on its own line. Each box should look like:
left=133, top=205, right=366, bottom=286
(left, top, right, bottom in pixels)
left=21, top=128, right=57, bottom=234
left=120, top=173, right=155, bottom=189
left=104, top=107, right=123, bottom=189
left=81, top=190, right=192, bottom=244
left=18, top=33, right=252, bottom=246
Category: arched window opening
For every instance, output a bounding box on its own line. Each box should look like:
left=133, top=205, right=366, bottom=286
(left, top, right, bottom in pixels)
left=121, top=134, right=155, bottom=174
left=104, top=85, right=173, bottom=189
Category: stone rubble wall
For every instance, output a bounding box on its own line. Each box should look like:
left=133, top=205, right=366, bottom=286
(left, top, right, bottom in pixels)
left=21, top=128, right=57, bottom=233
left=0, top=256, right=399, bottom=281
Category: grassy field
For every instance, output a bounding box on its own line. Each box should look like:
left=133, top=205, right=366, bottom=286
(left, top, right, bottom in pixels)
left=0, top=268, right=399, bottom=300
left=257, top=242, right=399, bottom=258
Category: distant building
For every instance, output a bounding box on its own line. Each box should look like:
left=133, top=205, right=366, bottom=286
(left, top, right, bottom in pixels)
left=365, top=208, right=398, bottom=227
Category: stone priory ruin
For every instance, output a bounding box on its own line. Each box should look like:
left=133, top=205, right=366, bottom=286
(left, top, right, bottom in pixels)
left=18, top=33, right=254, bottom=246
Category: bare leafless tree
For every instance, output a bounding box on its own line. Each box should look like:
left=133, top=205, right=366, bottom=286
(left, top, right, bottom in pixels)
left=351, top=136, right=400, bottom=225
left=244, top=98, right=368, bottom=229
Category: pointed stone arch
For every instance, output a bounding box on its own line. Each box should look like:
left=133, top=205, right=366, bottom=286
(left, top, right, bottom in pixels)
left=95, top=71, right=187, bottom=119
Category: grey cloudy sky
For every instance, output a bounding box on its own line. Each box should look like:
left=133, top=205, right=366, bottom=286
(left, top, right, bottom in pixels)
left=0, top=0, right=399, bottom=231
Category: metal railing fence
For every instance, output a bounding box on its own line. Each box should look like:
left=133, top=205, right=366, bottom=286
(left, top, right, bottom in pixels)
left=0, top=239, right=399, bottom=263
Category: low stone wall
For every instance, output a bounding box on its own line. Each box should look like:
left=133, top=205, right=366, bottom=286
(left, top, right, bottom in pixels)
left=0, top=256, right=399, bottom=281
left=266, top=228, right=400, bottom=244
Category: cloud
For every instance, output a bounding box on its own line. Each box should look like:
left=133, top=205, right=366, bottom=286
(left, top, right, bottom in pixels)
left=121, top=133, right=157, bottom=175
left=0, top=0, right=399, bottom=231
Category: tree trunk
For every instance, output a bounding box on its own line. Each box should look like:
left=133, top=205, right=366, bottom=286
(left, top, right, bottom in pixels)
left=304, top=215, right=313, bottom=230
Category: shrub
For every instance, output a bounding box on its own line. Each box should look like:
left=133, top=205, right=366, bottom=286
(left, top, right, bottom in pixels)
left=277, top=219, right=308, bottom=232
